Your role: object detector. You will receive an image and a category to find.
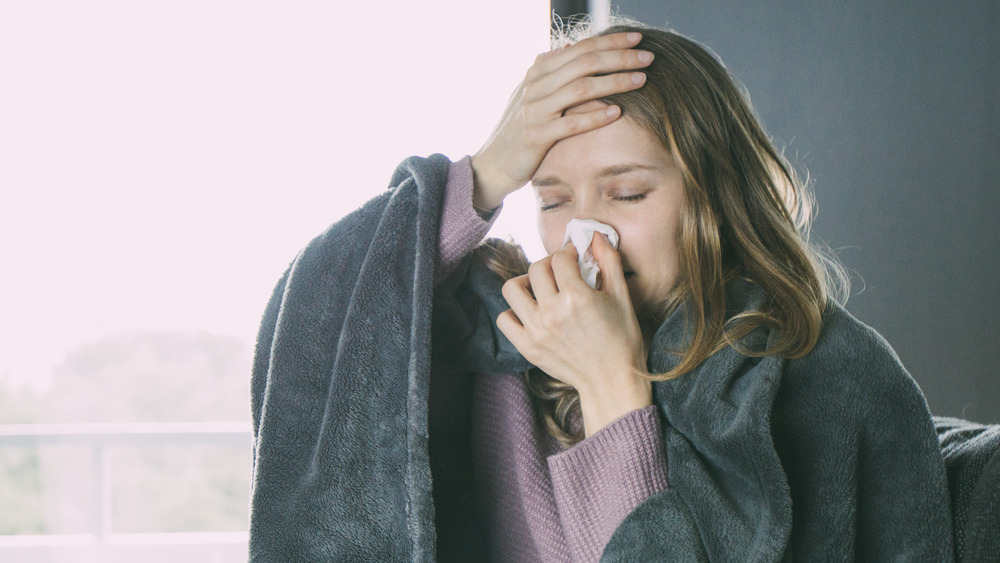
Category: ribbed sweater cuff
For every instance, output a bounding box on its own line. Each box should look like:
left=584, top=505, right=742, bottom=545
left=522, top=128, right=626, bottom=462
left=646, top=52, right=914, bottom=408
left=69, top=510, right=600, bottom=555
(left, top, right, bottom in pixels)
left=436, top=156, right=499, bottom=284
left=547, top=405, right=668, bottom=562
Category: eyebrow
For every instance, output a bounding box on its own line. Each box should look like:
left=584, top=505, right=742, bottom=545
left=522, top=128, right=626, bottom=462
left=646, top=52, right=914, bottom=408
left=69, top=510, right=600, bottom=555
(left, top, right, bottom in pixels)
left=532, top=163, right=660, bottom=188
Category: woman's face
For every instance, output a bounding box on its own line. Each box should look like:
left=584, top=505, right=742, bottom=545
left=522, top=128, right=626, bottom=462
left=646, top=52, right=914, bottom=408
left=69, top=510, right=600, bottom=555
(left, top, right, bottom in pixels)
left=532, top=105, right=686, bottom=318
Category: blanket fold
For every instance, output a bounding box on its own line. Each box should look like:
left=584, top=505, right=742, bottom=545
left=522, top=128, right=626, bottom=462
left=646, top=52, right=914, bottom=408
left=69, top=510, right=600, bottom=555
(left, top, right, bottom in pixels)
left=601, top=280, right=957, bottom=559
left=250, top=154, right=450, bottom=561
left=936, top=417, right=1000, bottom=562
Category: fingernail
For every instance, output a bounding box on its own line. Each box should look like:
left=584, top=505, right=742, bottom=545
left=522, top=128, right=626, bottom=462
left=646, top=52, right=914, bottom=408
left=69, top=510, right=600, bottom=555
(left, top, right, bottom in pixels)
left=605, top=105, right=620, bottom=118
left=631, top=72, right=646, bottom=85
left=638, top=50, right=653, bottom=63
left=627, top=32, right=642, bottom=43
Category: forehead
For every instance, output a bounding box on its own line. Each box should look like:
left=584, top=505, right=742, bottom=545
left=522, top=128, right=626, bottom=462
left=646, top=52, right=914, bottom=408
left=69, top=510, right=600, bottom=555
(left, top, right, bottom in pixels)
left=532, top=116, right=673, bottom=185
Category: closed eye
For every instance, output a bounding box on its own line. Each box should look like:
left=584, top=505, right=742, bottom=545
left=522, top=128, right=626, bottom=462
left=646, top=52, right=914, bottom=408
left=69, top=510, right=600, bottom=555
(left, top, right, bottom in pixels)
left=539, top=201, right=566, bottom=212
left=614, top=193, right=646, bottom=203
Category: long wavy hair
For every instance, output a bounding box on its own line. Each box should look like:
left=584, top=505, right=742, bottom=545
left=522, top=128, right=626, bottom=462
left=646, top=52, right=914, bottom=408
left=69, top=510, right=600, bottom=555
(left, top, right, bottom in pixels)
left=483, top=19, right=846, bottom=446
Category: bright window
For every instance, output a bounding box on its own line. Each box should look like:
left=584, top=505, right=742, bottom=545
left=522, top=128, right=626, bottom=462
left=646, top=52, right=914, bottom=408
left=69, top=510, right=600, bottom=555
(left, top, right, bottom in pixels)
left=0, top=1, right=547, bottom=560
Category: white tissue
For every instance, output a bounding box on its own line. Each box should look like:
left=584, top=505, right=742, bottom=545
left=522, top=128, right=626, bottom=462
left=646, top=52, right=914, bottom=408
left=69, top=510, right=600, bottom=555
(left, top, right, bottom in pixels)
left=562, top=218, right=620, bottom=288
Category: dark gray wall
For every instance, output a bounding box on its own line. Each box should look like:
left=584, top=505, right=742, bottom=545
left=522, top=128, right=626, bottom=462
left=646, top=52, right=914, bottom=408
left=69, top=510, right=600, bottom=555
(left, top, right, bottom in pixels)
left=615, top=1, right=1000, bottom=422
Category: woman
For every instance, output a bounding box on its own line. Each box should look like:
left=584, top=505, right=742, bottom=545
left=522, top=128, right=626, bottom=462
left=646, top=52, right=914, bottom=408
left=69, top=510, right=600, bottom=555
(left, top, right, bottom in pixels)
left=249, top=20, right=955, bottom=561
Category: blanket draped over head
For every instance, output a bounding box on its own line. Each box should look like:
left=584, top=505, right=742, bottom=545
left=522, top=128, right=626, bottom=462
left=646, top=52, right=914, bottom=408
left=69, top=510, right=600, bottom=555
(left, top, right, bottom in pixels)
left=249, top=155, right=974, bottom=561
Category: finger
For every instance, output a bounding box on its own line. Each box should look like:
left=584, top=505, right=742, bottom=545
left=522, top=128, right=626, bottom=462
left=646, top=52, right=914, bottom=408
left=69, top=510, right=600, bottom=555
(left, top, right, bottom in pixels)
left=527, top=257, right=559, bottom=299
left=535, top=104, right=623, bottom=145
left=537, top=71, right=646, bottom=118
left=590, top=233, right=628, bottom=295
left=496, top=308, right=540, bottom=362
left=501, top=275, right=539, bottom=321
left=550, top=245, right=590, bottom=291
left=529, top=49, right=652, bottom=105
left=496, top=309, right=525, bottom=346
left=529, top=32, right=644, bottom=79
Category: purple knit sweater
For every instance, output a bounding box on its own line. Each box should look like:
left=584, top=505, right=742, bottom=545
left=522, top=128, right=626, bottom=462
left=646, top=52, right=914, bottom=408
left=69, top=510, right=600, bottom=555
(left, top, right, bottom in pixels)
left=436, top=157, right=669, bottom=562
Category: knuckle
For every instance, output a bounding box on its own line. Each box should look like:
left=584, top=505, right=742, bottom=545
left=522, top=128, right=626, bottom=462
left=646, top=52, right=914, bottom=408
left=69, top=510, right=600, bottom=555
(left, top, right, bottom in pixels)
left=555, top=247, right=575, bottom=262
left=539, top=309, right=565, bottom=332
left=563, top=117, right=585, bottom=136
left=527, top=260, right=545, bottom=277
left=556, top=248, right=579, bottom=267
left=570, top=79, right=591, bottom=99
left=520, top=80, right=541, bottom=102
left=577, top=51, right=601, bottom=72
left=538, top=313, right=555, bottom=332
left=574, top=35, right=600, bottom=52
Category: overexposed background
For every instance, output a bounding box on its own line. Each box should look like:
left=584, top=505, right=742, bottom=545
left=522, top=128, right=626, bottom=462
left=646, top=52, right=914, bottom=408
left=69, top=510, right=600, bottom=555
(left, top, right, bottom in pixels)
left=1, top=0, right=547, bottom=393
left=0, top=1, right=547, bottom=560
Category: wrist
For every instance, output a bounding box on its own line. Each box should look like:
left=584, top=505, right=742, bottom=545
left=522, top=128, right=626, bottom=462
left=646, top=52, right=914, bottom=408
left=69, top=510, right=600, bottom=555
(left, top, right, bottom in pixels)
left=469, top=153, right=510, bottom=211
left=576, top=372, right=653, bottom=437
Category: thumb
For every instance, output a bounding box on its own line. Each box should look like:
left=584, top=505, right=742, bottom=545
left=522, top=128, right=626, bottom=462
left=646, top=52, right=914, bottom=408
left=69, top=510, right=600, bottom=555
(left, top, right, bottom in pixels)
left=591, top=233, right=627, bottom=294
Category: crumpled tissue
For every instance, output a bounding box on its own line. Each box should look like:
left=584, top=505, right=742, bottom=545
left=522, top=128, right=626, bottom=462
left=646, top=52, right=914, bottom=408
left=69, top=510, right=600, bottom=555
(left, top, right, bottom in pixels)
left=562, top=218, right=620, bottom=289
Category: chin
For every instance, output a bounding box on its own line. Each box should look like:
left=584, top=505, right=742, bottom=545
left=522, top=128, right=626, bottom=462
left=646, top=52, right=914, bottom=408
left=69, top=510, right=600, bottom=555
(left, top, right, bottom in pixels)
left=627, top=288, right=650, bottom=314
left=630, top=285, right=673, bottom=321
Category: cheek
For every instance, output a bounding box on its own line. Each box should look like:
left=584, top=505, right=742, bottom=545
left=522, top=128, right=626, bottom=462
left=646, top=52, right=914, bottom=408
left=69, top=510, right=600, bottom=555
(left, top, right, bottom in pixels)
left=537, top=215, right=567, bottom=255
left=616, top=215, right=682, bottom=279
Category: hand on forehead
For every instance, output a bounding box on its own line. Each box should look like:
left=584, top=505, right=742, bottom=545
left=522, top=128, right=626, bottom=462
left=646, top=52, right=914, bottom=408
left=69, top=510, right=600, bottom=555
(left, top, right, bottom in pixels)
left=564, top=100, right=610, bottom=117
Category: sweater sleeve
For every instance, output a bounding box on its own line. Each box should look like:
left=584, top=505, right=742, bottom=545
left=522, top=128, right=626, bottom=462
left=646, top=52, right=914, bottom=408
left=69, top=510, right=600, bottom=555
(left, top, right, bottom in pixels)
left=436, top=156, right=499, bottom=283
left=547, top=405, right=669, bottom=563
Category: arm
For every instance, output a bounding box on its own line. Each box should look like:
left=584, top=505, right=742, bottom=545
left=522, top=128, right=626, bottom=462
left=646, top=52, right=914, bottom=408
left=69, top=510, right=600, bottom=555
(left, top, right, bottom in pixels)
left=251, top=266, right=290, bottom=447
left=435, top=156, right=498, bottom=284
left=852, top=363, right=955, bottom=557
left=547, top=406, right=668, bottom=562
left=249, top=155, right=455, bottom=560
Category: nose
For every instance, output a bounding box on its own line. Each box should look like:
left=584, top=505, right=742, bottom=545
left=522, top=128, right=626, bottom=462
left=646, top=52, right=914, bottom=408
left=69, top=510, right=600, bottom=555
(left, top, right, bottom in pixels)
left=571, top=192, right=605, bottom=223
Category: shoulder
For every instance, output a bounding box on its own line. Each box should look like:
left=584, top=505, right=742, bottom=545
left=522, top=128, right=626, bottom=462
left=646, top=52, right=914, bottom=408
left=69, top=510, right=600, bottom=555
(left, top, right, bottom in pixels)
left=779, top=301, right=931, bottom=427
left=793, top=301, right=903, bottom=377
left=786, top=301, right=907, bottom=386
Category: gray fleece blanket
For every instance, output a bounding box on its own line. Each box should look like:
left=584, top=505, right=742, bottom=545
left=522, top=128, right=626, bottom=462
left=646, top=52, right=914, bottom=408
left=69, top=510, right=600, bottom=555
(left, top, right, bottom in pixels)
left=936, top=417, right=1000, bottom=562
left=250, top=155, right=987, bottom=561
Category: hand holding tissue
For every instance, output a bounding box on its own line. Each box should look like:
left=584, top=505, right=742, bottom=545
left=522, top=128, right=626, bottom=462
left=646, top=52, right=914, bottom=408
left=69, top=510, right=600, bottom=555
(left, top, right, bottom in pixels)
left=562, top=219, right=620, bottom=288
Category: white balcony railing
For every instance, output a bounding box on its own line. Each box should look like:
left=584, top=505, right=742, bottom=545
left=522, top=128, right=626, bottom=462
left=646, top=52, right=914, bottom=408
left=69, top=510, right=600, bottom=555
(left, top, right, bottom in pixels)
left=0, top=422, right=252, bottom=562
